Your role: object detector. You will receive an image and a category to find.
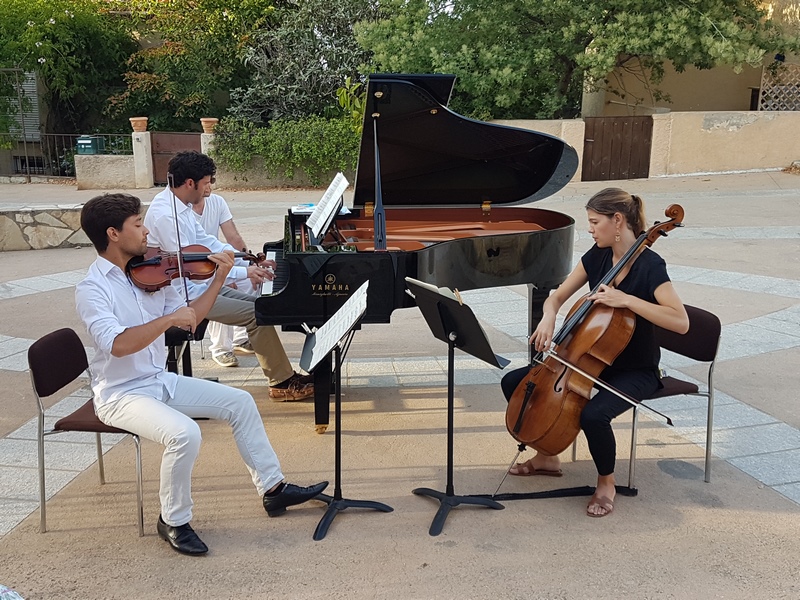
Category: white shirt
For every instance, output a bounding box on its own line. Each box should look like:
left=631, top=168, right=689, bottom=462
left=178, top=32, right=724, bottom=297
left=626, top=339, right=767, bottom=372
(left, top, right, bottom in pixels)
left=193, top=193, right=233, bottom=238
left=144, top=187, right=248, bottom=300
left=193, top=193, right=255, bottom=293
left=75, top=257, right=183, bottom=407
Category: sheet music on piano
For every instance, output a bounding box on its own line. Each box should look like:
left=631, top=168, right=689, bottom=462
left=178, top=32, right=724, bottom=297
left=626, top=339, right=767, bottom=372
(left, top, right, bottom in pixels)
left=300, top=280, right=369, bottom=373
left=306, top=172, right=349, bottom=242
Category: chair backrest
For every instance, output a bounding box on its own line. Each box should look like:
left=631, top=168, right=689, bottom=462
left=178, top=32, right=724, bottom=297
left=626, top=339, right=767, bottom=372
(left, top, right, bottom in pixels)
left=28, top=328, right=89, bottom=398
left=654, top=304, right=721, bottom=363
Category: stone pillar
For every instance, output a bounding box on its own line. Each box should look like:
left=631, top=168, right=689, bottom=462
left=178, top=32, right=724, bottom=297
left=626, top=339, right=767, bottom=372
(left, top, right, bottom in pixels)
left=132, top=131, right=155, bottom=188
left=649, top=113, right=673, bottom=177
left=200, top=132, right=215, bottom=155
left=560, top=120, right=586, bottom=182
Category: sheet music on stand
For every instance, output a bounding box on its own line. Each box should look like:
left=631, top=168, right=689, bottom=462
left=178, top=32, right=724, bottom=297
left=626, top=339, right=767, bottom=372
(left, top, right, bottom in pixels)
left=405, top=277, right=509, bottom=369
left=300, top=280, right=369, bottom=373
left=306, top=172, right=349, bottom=243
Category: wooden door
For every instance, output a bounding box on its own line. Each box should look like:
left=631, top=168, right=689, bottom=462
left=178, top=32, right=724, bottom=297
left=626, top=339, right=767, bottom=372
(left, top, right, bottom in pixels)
left=582, top=116, right=653, bottom=181
left=151, top=132, right=202, bottom=185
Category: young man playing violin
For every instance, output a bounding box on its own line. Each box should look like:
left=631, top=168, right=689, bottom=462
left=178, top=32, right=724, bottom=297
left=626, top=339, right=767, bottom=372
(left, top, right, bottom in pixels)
left=500, top=188, right=689, bottom=518
left=76, top=194, right=328, bottom=554
left=144, top=150, right=314, bottom=401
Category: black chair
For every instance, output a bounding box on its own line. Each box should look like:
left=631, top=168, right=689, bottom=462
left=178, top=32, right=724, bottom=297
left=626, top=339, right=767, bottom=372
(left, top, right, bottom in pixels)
left=627, top=304, right=721, bottom=487
left=28, top=328, right=144, bottom=536
left=164, top=319, right=209, bottom=376
left=569, top=304, right=721, bottom=488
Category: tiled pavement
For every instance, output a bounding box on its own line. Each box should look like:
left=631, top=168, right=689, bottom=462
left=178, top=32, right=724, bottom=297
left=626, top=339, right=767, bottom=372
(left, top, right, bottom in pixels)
left=2, top=228, right=800, bottom=537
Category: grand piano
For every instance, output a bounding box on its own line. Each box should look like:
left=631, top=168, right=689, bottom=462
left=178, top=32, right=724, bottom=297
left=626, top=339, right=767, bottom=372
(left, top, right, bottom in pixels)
left=255, top=73, right=578, bottom=432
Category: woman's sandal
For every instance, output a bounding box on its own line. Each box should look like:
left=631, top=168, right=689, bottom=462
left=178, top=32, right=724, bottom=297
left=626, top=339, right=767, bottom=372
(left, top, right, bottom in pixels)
left=586, top=494, right=614, bottom=517
left=508, top=458, right=563, bottom=477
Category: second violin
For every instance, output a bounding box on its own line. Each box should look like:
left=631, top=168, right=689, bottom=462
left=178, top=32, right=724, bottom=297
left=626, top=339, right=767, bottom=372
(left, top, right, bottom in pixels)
left=127, top=244, right=266, bottom=292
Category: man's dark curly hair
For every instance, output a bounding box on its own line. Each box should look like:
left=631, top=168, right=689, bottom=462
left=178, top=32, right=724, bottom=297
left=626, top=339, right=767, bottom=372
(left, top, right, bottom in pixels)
left=81, top=193, right=141, bottom=253
left=167, top=150, right=216, bottom=188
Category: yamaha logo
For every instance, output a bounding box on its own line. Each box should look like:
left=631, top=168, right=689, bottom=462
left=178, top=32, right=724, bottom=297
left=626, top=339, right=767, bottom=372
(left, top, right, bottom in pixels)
left=312, top=274, right=350, bottom=296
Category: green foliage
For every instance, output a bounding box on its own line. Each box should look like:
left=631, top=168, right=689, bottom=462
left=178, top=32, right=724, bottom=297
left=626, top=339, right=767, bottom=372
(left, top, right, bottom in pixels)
left=106, top=0, right=276, bottom=131
left=0, top=0, right=135, bottom=133
left=336, top=77, right=366, bottom=134
left=212, top=116, right=360, bottom=185
left=356, top=0, right=800, bottom=119
left=229, top=0, right=378, bottom=123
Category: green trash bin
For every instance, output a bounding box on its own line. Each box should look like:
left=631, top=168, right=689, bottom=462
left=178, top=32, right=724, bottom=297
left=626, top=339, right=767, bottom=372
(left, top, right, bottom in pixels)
left=76, top=135, right=105, bottom=155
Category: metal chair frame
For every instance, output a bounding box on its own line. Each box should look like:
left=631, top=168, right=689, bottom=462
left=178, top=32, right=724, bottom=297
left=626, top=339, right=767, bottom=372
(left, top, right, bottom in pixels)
left=571, top=304, right=721, bottom=489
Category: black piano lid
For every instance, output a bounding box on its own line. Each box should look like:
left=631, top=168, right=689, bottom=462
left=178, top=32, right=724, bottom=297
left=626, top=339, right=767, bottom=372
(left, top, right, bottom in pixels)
left=352, top=73, right=579, bottom=209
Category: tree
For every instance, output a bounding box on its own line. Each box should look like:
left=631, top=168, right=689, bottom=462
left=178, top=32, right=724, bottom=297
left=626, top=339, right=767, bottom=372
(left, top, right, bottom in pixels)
left=228, top=0, right=379, bottom=123
left=355, top=0, right=800, bottom=119
left=106, top=0, right=277, bottom=131
left=0, top=0, right=135, bottom=133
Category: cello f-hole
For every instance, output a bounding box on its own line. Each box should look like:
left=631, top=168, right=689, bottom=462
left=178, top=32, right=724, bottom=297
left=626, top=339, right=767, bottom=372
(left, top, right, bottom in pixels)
left=553, top=365, right=567, bottom=393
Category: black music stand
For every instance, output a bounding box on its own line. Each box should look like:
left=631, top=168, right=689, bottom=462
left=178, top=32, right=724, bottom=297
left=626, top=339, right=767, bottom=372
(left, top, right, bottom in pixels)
left=299, top=281, right=393, bottom=541
left=406, top=278, right=508, bottom=536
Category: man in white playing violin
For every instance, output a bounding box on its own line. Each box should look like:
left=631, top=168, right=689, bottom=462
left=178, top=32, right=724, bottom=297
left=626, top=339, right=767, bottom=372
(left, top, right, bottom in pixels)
left=75, top=193, right=327, bottom=554
left=500, top=188, right=689, bottom=518
left=144, top=150, right=313, bottom=401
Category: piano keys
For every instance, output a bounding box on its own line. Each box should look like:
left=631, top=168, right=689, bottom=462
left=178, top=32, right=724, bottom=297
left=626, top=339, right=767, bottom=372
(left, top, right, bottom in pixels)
left=255, top=73, right=578, bottom=432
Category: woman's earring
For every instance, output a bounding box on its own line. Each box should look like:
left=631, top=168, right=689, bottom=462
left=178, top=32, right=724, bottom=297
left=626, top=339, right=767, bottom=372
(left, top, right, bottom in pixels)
left=615, top=229, right=621, bottom=242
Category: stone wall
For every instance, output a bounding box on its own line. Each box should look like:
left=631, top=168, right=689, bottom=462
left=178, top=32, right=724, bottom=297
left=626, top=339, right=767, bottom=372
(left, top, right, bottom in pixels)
left=74, top=155, right=136, bottom=190
left=74, top=132, right=154, bottom=190
left=0, top=204, right=89, bottom=251
left=650, top=110, right=800, bottom=176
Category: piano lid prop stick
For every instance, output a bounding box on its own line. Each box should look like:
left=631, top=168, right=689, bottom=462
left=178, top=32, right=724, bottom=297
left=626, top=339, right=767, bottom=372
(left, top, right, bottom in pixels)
left=372, top=115, right=387, bottom=251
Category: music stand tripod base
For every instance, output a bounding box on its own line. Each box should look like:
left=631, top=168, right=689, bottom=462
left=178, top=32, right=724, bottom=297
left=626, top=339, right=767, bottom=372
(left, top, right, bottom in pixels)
left=313, top=492, right=393, bottom=541
left=412, top=487, right=503, bottom=537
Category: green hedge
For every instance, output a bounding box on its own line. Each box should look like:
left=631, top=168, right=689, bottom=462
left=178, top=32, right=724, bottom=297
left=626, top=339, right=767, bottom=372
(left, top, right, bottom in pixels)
left=212, top=116, right=360, bottom=186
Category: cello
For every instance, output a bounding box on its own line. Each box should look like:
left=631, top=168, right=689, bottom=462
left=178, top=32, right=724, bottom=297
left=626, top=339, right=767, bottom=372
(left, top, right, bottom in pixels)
left=505, top=204, right=684, bottom=456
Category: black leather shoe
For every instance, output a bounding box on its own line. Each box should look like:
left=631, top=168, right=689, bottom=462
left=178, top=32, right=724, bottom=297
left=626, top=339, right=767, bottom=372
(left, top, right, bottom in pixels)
left=263, top=481, right=329, bottom=517
left=157, top=515, right=209, bottom=555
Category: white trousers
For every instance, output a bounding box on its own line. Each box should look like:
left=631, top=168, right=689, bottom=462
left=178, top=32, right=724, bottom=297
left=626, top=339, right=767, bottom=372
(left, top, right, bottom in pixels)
left=96, top=376, right=284, bottom=527
left=209, top=277, right=254, bottom=357
left=208, top=321, right=249, bottom=355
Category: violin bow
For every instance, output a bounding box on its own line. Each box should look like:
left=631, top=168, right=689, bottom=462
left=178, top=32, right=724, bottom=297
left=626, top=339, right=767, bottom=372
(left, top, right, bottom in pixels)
left=536, top=351, right=673, bottom=426
left=166, top=173, right=194, bottom=337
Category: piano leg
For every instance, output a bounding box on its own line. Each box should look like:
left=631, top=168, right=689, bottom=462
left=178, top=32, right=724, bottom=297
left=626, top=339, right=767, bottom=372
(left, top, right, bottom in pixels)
left=313, top=355, right=332, bottom=434
left=527, top=285, right=551, bottom=365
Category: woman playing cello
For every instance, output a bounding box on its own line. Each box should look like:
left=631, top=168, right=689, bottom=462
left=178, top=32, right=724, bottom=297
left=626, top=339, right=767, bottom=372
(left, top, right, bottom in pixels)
left=500, top=188, right=689, bottom=517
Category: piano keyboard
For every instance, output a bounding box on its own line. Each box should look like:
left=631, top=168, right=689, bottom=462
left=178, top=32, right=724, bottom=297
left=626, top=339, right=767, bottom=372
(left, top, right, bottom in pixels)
left=260, top=249, right=287, bottom=296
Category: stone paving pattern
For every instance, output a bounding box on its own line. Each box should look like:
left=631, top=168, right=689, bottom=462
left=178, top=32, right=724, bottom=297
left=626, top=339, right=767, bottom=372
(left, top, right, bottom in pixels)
left=0, top=172, right=799, bottom=599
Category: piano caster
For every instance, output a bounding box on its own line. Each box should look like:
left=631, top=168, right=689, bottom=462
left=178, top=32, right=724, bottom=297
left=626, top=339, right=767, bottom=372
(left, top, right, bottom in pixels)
left=315, top=424, right=328, bottom=434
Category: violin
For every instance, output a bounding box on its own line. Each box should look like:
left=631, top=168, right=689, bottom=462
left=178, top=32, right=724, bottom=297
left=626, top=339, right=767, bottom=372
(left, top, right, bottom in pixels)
left=505, top=204, right=684, bottom=456
left=127, top=244, right=267, bottom=292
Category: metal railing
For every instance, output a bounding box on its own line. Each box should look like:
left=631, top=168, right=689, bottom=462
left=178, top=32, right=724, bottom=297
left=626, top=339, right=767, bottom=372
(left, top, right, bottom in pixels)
left=0, top=133, right=133, bottom=179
